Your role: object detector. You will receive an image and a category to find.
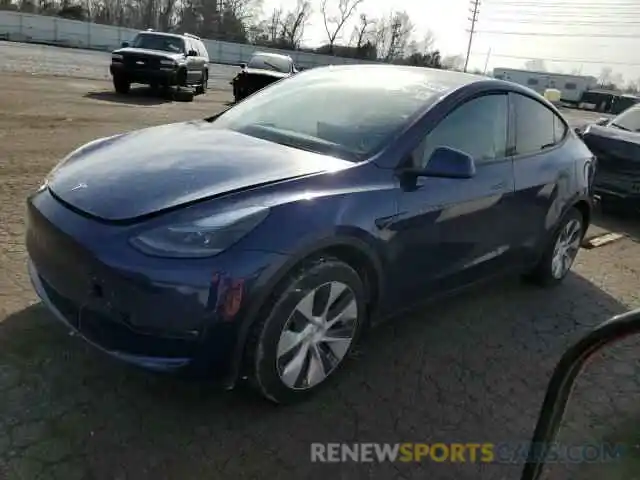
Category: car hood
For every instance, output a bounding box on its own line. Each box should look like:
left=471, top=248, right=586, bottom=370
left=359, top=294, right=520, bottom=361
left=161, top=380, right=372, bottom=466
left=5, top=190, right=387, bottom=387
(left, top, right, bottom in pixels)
left=47, top=121, right=352, bottom=222
left=242, top=68, right=290, bottom=79
left=583, top=124, right=640, bottom=145
left=113, top=47, right=184, bottom=61
left=582, top=124, right=640, bottom=173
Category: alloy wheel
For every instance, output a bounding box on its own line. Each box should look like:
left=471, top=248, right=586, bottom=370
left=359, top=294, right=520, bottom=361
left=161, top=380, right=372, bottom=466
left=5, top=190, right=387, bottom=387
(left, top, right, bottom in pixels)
left=551, top=218, right=582, bottom=279
left=276, top=281, right=358, bottom=390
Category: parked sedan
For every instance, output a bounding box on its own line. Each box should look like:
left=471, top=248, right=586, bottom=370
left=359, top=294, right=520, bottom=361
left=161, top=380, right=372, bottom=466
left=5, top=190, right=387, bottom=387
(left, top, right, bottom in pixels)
left=231, top=52, right=296, bottom=102
left=26, top=65, right=594, bottom=404
left=575, top=105, right=640, bottom=213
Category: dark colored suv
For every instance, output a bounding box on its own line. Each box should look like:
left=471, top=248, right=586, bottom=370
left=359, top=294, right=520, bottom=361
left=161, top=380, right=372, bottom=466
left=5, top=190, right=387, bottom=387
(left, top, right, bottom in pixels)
left=110, top=30, right=209, bottom=95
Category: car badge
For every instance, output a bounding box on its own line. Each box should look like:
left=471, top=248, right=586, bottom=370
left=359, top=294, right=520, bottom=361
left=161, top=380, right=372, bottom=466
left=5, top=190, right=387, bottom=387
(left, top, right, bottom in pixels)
left=71, top=182, right=88, bottom=191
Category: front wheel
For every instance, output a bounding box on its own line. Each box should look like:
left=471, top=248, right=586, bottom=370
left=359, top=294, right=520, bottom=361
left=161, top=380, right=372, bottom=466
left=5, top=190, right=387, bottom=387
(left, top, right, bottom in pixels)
left=245, top=257, right=367, bottom=404
left=524, top=208, right=585, bottom=287
left=113, top=75, right=130, bottom=94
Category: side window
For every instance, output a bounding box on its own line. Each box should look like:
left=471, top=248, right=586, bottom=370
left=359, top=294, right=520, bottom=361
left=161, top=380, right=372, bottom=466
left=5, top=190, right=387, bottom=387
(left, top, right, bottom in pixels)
left=419, top=94, right=508, bottom=167
left=512, top=93, right=556, bottom=156
left=199, top=41, right=208, bottom=58
left=553, top=114, right=567, bottom=143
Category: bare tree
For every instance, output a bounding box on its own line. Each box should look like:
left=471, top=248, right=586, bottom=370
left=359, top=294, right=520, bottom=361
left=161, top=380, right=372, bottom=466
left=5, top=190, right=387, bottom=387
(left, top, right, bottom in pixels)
left=280, top=0, right=311, bottom=48
left=349, top=12, right=375, bottom=48
left=611, top=72, right=624, bottom=90
left=321, top=0, right=365, bottom=54
left=377, top=10, right=413, bottom=62
left=441, top=54, right=464, bottom=71
left=599, top=66, right=612, bottom=86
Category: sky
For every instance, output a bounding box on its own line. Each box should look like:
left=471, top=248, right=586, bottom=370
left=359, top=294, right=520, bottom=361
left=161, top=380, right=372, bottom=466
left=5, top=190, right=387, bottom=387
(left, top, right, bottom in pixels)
left=257, top=0, right=640, bottom=86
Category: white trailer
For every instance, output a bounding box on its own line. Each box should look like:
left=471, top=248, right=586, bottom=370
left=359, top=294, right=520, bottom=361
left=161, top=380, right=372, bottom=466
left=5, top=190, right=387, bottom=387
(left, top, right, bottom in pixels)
left=492, top=68, right=598, bottom=104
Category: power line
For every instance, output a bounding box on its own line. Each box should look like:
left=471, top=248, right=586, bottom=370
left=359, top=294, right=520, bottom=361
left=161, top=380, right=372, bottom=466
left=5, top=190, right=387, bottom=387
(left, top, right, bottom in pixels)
left=482, top=18, right=640, bottom=26
left=484, top=5, right=640, bottom=12
left=471, top=52, right=640, bottom=66
left=464, top=0, right=480, bottom=72
left=474, top=30, right=640, bottom=38
left=481, top=11, right=640, bottom=19
left=485, top=1, right=640, bottom=6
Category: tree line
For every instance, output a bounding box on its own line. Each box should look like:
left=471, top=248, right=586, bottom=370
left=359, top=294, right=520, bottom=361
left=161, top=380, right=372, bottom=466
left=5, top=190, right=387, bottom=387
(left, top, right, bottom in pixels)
left=0, top=0, right=467, bottom=69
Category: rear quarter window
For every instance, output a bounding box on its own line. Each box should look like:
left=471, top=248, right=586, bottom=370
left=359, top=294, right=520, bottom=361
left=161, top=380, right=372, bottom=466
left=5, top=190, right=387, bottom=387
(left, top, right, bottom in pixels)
left=553, top=114, right=567, bottom=143
left=512, top=93, right=557, bottom=156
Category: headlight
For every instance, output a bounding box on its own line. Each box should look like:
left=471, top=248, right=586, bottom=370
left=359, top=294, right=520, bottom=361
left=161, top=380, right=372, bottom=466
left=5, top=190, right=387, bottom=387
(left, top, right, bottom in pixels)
left=129, top=206, right=270, bottom=258
left=112, top=54, right=123, bottom=61
left=160, top=59, right=176, bottom=66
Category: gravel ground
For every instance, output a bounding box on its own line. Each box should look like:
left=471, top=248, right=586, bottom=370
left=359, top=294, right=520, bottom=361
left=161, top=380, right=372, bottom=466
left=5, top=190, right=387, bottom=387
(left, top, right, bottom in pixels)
left=0, top=40, right=240, bottom=89
left=0, top=44, right=639, bottom=480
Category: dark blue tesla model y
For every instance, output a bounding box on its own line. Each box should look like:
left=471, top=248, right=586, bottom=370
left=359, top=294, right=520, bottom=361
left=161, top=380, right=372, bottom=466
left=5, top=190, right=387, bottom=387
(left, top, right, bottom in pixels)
left=26, top=65, right=595, bottom=403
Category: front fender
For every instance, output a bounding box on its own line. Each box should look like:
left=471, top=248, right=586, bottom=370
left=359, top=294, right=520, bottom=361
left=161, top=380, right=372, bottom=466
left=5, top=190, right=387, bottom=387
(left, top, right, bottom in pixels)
left=223, top=233, right=386, bottom=389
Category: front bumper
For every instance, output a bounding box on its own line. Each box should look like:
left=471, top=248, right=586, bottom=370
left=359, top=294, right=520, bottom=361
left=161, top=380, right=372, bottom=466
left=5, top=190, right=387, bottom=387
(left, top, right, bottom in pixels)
left=593, top=173, right=640, bottom=203
left=26, top=189, right=290, bottom=382
left=29, top=260, right=191, bottom=372
left=110, top=62, right=179, bottom=85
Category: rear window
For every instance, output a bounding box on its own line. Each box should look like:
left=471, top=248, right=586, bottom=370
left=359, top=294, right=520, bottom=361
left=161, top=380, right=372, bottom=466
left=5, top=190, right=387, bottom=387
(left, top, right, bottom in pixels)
left=247, top=55, right=292, bottom=73
left=565, top=82, right=577, bottom=90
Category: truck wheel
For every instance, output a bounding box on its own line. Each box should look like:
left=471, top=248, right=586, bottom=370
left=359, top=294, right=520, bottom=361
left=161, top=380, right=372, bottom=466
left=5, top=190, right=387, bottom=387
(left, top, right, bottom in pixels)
left=195, top=70, right=208, bottom=95
left=177, top=68, right=188, bottom=87
left=113, top=76, right=130, bottom=94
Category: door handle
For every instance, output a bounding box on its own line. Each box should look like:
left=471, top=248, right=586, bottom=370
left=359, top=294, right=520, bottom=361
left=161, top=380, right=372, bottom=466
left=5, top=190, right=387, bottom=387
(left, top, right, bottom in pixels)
left=491, top=180, right=507, bottom=190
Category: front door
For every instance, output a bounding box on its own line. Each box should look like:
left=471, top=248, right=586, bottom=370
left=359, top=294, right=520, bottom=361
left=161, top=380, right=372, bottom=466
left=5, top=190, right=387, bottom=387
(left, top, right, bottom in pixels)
left=388, top=93, right=518, bottom=310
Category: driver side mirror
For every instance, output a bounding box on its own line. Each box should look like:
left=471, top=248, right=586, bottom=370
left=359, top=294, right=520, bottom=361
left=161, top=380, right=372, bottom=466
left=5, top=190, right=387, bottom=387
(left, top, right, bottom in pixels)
left=239, top=62, right=247, bottom=69
left=187, top=49, right=198, bottom=57
left=405, top=147, right=476, bottom=179
left=121, top=41, right=129, bottom=48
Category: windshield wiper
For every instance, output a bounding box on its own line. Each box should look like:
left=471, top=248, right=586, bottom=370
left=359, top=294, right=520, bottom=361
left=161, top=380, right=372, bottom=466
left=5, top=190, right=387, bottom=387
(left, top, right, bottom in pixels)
left=610, top=122, right=630, bottom=131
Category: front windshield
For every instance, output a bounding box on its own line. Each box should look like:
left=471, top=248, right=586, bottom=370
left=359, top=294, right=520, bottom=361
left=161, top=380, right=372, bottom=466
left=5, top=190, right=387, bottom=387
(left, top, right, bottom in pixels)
left=211, top=66, right=446, bottom=160
left=247, top=55, right=291, bottom=73
left=610, top=107, right=640, bottom=132
left=131, top=33, right=185, bottom=53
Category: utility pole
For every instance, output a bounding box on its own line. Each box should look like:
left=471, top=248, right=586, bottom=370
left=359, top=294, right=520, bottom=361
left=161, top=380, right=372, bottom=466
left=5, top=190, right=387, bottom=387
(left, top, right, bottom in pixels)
left=483, top=48, right=491, bottom=75
left=464, top=0, right=480, bottom=73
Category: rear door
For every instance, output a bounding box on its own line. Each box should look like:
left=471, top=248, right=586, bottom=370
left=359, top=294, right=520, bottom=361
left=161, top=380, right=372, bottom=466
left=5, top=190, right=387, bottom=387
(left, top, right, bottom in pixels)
left=509, top=92, right=575, bottom=264
left=184, top=38, right=200, bottom=82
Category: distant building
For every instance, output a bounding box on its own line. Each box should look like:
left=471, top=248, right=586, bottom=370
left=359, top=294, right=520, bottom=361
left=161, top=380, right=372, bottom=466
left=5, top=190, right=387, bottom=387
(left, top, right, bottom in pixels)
left=492, top=68, right=598, bottom=104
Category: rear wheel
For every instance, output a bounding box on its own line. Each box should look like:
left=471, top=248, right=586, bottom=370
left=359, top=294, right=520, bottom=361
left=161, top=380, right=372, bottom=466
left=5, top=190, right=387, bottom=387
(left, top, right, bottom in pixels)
left=195, top=70, right=208, bottom=95
left=113, top=75, right=130, bottom=94
left=245, top=257, right=366, bottom=404
left=524, top=208, right=584, bottom=287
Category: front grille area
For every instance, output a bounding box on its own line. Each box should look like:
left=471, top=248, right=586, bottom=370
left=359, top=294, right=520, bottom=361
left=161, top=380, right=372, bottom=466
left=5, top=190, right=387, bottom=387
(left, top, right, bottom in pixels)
left=39, top=273, right=196, bottom=359
left=123, top=54, right=160, bottom=70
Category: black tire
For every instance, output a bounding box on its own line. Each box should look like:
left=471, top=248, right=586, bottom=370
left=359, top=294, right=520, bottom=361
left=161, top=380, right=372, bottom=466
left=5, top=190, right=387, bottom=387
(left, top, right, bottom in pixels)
left=244, top=257, right=367, bottom=404
left=195, top=70, right=208, bottom=95
left=177, top=68, right=188, bottom=87
left=524, top=208, right=585, bottom=287
left=113, top=76, right=130, bottom=94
